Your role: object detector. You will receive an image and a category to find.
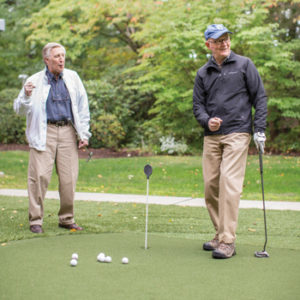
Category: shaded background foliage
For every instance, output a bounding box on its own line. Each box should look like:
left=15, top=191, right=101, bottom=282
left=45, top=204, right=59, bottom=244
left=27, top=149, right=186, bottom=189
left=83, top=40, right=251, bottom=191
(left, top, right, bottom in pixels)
left=0, top=0, right=299, bottom=153
left=0, top=88, right=26, bottom=144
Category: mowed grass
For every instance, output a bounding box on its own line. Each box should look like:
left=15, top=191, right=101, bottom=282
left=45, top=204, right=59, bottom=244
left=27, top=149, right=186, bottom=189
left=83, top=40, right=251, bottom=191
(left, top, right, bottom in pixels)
left=1, top=195, right=300, bottom=250
left=0, top=151, right=299, bottom=201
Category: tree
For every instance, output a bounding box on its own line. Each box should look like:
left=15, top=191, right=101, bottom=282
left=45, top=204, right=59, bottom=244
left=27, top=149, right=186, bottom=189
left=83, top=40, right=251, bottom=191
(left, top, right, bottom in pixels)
left=128, top=0, right=300, bottom=151
left=22, top=0, right=156, bottom=79
left=1, top=0, right=299, bottom=152
left=0, top=0, right=49, bottom=90
left=2, top=0, right=157, bottom=148
left=264, top=0, right=300, bottom=151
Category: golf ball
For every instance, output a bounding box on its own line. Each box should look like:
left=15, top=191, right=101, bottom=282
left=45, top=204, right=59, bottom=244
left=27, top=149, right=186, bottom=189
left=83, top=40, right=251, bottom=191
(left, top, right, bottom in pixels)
left=70, top=259, right=77, bottom=266
left=105, top=256, right=112, bottom=263
left=72, top=253, right=78, bottom=260
left=122, top=257, right=129, bottom=264
left=97, top=253, right=106, bottom=262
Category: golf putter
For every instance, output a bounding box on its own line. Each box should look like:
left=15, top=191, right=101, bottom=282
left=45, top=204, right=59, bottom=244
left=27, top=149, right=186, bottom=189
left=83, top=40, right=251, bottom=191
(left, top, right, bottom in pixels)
left=255, top=144, right=269, bottom=258
left=144, top=164, right=153, bottom=250
left=67, top=118, right=93, bottom=162
left=86, top=151, right=93, bottom=162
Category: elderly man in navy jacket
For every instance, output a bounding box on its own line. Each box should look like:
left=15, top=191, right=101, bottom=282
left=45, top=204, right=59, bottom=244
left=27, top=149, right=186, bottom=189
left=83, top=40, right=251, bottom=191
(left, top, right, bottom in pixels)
left=193, top=24, right=267, bottom=259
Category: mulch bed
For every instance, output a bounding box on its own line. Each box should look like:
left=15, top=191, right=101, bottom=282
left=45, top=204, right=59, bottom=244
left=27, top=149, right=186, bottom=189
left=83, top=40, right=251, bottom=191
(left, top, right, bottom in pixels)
left=0, top=144, right=150, bottom=159
left=0, top=144, right=298, bottom=157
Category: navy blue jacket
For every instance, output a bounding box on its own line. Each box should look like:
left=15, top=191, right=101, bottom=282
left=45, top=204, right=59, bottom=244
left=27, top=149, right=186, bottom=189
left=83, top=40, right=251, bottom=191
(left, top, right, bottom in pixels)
left=193, top=51, right=267, bottom=136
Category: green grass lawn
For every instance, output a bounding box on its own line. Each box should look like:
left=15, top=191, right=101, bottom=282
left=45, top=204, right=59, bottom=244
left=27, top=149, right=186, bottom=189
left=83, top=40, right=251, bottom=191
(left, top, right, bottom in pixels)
left=0, top=151, right=299, bottom=201
left=1, top=195, right=300, bottom=250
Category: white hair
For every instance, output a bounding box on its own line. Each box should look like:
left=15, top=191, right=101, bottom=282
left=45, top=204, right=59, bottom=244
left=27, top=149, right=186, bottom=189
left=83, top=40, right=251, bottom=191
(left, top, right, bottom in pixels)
left=42, top=42, right=66, bottom=60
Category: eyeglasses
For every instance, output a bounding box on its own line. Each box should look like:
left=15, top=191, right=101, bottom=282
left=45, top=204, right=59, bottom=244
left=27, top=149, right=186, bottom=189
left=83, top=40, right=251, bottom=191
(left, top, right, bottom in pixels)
left=208, top=37, right=230, bottom=45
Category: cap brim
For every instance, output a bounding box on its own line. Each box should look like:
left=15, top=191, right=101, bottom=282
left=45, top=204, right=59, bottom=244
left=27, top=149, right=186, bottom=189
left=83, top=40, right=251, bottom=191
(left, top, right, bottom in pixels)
left=209, top=30, right=232, bottom=40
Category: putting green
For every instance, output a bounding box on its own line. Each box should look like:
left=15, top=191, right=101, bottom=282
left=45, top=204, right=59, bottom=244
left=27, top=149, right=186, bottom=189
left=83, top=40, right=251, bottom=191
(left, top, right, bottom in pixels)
left=0, top=233, right=299, bottom=300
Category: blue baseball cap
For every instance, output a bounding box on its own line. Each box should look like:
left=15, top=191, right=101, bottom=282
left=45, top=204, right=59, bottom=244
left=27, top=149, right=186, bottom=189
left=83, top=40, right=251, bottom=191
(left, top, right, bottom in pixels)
left=204, top=24, right=232, bottom=40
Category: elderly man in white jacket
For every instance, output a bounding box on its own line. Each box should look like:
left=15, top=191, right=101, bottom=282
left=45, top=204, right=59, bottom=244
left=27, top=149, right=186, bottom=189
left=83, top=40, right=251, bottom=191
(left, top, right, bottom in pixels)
left=14, top=42, right=91, bottom=233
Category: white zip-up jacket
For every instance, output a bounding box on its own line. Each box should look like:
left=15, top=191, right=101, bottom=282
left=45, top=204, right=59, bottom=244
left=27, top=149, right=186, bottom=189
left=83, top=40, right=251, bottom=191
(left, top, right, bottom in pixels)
left=14, top=68, right=91, bottom=151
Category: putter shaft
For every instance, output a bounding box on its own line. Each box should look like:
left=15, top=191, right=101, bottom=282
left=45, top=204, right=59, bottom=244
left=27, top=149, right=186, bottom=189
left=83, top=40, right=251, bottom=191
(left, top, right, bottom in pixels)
left=255, top=149, right=269, bottom=258
left=259, top=150, right=268, bottom=252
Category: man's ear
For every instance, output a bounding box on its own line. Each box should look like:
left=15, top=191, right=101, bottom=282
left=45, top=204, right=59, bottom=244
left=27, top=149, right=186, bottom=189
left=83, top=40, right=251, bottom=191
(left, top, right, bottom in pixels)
left=205, top=41, right=211, bottom=50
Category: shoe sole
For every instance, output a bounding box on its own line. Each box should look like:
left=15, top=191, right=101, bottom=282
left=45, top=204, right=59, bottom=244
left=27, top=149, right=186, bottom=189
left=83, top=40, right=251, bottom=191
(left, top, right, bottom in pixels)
left=58, top=224, right=83, bottom=231
left=203, top=244, right=217, bottom=251
left=30, top=227, right=43, bottom=234
left=212, top=250, right=236, bottom=259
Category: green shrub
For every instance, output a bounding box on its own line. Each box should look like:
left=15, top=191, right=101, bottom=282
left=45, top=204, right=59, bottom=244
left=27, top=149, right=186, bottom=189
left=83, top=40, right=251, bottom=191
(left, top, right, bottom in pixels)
left=85, top=77, right=155, bottom=150
left=90, top=114, right=125, bottom=149
left=267, top=98, right=300, bottom=152
left=0, top=88, right=27, bottom=144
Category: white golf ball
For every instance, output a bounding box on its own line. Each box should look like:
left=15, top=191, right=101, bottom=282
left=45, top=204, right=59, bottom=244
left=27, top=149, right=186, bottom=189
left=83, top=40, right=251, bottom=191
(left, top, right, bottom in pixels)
left=122, top=257, right=129, bottom=264
left=70, top=259, right=77, bottom=266
left=72, top=253, right=78, bottom=260
left=97, top=253, right=106, bottom=262
left=105, top=256, right=112, bottom=263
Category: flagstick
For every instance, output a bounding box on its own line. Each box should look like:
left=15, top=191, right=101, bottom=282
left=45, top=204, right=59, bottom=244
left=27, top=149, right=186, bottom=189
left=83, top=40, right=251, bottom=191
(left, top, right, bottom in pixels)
left=145, top=178, right=149, bottom=250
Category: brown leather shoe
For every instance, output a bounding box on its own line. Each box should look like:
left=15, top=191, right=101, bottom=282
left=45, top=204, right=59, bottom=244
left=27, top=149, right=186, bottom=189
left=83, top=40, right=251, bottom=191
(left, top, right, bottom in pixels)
left=212, top=242, right=236, bottom=259
left=30, top=225, right=43, bottom=234
left=203, top=237, right=219, bottom=251
left=58, top=223, right=83, bottom=231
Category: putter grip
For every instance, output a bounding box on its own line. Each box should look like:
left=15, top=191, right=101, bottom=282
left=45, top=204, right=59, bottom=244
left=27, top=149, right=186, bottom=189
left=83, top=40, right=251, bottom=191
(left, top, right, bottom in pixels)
left=259, top=143, right=264, bottom=154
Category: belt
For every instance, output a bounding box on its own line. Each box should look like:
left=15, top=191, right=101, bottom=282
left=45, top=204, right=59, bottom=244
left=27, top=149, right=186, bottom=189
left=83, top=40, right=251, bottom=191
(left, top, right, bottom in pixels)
left=47, top=120, right=71, bottom=127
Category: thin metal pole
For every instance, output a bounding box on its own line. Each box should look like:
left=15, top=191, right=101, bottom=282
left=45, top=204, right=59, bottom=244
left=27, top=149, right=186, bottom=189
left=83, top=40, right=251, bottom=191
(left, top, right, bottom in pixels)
left=145, top=178, right=149, bottom=249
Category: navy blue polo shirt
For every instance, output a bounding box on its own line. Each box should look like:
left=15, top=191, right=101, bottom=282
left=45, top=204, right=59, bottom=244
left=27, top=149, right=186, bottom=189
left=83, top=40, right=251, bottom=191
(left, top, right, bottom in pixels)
left=46, top=68, right=74, bottom=122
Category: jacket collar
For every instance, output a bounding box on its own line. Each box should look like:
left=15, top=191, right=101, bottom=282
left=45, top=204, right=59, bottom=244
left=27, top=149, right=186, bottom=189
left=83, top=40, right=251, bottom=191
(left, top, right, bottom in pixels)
left=206, top=51, right=237, bottom=70
left=45, top=66, right=63, bottom=82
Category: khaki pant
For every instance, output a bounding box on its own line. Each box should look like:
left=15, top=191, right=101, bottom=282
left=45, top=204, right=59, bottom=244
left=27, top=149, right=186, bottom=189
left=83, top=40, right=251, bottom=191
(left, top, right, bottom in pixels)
left=203, top=133, right=251, bottom=243
left=28, top=124, right=78, bottom=226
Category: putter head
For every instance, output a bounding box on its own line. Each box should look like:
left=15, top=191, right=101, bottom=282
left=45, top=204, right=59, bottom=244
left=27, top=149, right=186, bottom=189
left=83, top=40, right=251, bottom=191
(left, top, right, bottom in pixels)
left=254, top=251, right=269, bottom=258
left=86, top=151, right=93, bottom=162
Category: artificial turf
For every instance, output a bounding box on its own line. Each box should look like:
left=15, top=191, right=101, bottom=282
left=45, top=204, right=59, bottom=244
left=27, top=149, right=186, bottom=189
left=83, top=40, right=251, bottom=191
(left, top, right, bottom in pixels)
left=1, top=233, right=299, bottom=300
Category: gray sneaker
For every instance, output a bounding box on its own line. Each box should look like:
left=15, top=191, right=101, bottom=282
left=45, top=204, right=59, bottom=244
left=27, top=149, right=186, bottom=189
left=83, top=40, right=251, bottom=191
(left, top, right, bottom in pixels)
left=212, top=242, right=236, bottom=259
left=203, top=237, right=219, bottom=251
